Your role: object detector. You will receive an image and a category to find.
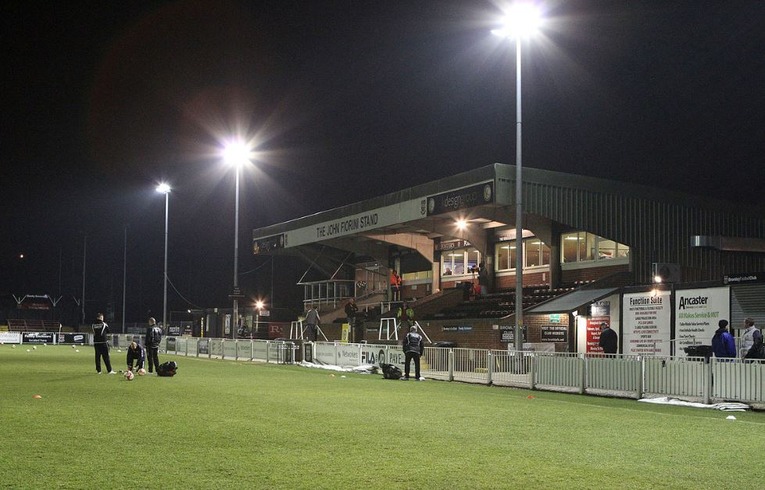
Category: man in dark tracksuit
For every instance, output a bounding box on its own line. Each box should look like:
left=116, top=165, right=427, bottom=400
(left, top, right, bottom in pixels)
left=144, top=317, right=162, bottom=374
left=402, top=325, right=425, bottom=381
left=92, top=313, right=115, bottom=374
left=126, top=341, right=146, bottom=373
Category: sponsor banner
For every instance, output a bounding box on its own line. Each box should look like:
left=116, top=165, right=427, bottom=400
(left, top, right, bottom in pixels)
left=198, top=339, right=210, bottom=355
left=498, top=325, right=526, bottom=343
left=426, top=182, right=494, bottom=216
left=541, top=325, right=568, bottom=343
left=723, top=273, right=765, bottom=285
left=586, top=301, right=611, bottom=353
left=442, top=325, right=473, bottom=332
left=168, top=325, right=182, bottom=336
left=675, top=286, right=729, bottom=355
left=622, top=291, right=671, bottom=355
left=313, top=343, right=404, bottom=367
left=0, top=332, right=22, bottom=343
left=166, top=337, right=177, bottom=351
left=22, top=332, right=56, bottom=344
left=58, top=333, right=88, bottom=344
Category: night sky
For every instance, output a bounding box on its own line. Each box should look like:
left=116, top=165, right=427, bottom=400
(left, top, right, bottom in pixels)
left=3, top=1, right=764, bottom=323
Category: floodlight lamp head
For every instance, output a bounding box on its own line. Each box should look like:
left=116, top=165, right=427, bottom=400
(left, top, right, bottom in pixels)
left=223, top=141, right=252, bottom=168
left=492, top=3, right=542, bottom=39
left=156, top=183, right=171, bottom=194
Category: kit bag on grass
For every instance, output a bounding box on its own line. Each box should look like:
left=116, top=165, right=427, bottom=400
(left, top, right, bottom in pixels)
left=381, top=363, right=402, bottom=380
left=157, top=361, right=178, bottom=377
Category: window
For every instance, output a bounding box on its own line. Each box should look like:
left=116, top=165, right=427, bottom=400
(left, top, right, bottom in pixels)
left=441, top=249, right=482, bottom=276
left=561, top=232, right=629, bottom=264
left=495, top=238, right=550, bottom=271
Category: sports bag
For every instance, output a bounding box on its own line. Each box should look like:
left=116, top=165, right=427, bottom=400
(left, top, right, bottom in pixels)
left=157, top=361, right=178, bottom=377
left=381, top=363, right=402, bottom=380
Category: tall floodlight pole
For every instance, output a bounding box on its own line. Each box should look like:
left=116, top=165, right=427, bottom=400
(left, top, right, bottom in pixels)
left=223, top=142, right=251, bottom=340
left=156, top=183, right=171, bottom=330
left=122, top=225, right=127, bottom=332
left=492, top=3, right=542, bottom=350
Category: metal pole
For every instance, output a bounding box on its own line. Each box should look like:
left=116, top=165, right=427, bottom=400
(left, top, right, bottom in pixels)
left=81, top=235, right=87, bottom=325
left=232, top=165, right=240, bottom=339
left=122, top=225, right=127, bottom=331
left=162, top=192, right=169, bottom=329
left=514, top=36, right=524, bottom=350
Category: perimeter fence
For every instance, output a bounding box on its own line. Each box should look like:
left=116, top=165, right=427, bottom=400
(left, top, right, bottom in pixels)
left=14, top=330, right=763, bottom=407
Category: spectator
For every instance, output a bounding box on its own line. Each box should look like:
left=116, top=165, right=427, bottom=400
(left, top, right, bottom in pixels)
left=740, top=318, right=762, bottom=358
left=345, top=297, right=360, bottom=343
left=598, top=322, right=618, bottom=355
left=402, top=325, right=425, bottom=380
left=145, top=317, right=163, bottom=374
left=91, top=313, right=115, bottom=374
left=397, top=302, right=415, bottom=330
left=478, top=262, right=490, bottom=296
left=390, top=269, right=402, bottom=301
left=126, top=341, right=146, bottom=372
left=344, top=297, right=358, bottom=325
left=304, top=305, right=320, bottom=342
left=711, top=319, right=736, bottom=358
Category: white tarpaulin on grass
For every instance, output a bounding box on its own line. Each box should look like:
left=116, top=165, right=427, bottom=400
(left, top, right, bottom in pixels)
left=639, top=396, right=749, bottom=411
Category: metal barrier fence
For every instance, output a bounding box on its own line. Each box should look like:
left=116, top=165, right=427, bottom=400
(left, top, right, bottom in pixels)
left=158, top=337, right=765, bottom=406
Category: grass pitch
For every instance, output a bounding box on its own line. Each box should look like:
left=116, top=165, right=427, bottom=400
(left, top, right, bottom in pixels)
left=2, top=344, right=764, bottom=489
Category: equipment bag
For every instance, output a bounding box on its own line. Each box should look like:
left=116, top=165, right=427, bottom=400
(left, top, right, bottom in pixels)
left=381, top=363, right=402, bottom=380
left=157, top=361, right=178, bottom=377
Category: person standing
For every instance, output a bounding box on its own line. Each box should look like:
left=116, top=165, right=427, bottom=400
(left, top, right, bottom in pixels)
left=304, top=305, right=320, bottom=342
left=397, top=302, right=415, bottom=331
left=598, top=322, right=618, bottom=355
left=390, top=269, right=402, bottom=301
left=92, top=312, right=115, bottom=374
left=402, top=325, right=425, bottom=380
left=126, top=341, right=146, bottom=372
left=711, top=319, right=736, bottom=358
left=345, top=297, right=359, bottom=342
left=478, top=262, right=490, bottom=296
left=740, top=318, right=762, bottom=358
left=144, top=317, right=163, bottom=374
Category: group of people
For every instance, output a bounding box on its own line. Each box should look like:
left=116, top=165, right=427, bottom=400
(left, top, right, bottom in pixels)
left=91, top=313, right=164, bottom=375
left=597, top=317, right=763, bottom=359
left=712, top=317, right=764, bottom=360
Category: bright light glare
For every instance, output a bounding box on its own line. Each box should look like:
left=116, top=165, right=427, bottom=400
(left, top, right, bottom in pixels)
left=255, top=300, right=265, bottom=310
left=223, top=141, right=252, bottom=168
left=492, top=3, right=542, bottom=38
left=156, top=183, right=171, bottom=194
left=653, top=275, right=663, bottom=284
left=455, top=219, right=468, bottom=231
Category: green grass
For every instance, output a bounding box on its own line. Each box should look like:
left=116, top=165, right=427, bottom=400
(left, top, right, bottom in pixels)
left=2, top=344, right=764, bottom=489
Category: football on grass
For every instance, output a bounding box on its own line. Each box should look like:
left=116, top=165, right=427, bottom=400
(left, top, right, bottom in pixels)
left=125, top=370, right=134, bottom=381
left=137, top=368, right=146, bottom=376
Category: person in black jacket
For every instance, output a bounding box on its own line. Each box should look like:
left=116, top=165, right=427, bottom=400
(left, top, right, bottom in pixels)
left=144, top=317, right=163, bottom=374
left=91, top=313, right=115, bottom=374
left=598, top=322, right=618, bottom=355
left=126, top=341, right=145, bottom=372
left=402, top=325, right=425, bottom=380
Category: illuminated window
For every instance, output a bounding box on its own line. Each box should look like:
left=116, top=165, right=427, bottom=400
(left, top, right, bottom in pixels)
left=441, top=248, right=482, bottom=276
left=495, top=238, right=550, bottom=271
left=561, top=232, right=629, bottom=263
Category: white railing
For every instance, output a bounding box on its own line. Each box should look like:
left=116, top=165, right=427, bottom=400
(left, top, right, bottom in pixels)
left=156, top=336, right=765, bottom=406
